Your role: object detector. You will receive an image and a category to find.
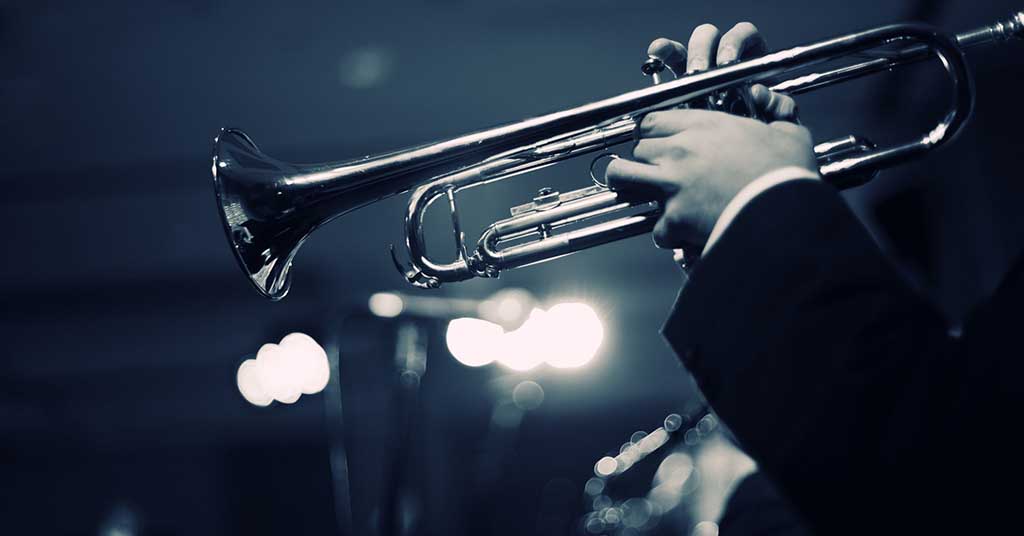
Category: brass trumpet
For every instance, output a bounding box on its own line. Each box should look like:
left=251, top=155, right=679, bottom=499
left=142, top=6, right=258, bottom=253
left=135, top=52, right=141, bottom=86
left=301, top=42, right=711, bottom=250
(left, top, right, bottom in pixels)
left=212, top=13, right=1022, bottom=300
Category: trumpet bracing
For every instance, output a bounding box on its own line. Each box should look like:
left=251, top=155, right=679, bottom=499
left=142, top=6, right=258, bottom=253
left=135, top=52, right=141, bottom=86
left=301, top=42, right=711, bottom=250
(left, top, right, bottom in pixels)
left=212, top=13, right=1023, bottom=300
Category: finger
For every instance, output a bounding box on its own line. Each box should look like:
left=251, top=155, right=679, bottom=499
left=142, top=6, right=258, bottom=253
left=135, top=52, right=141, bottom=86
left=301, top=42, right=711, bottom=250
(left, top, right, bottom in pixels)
left=647, top=37, right=687, bottom=76
left=716, top=22, right=767, bottom=65
left=638, top=109, right=718, bottom=138
left=605, top=158, right=675, bottom=194
left=653, top=198, right=689, bottom=249
left=770, top=93, right=799, bottom=122
left=751, top=84, right=799, bottom=122
left=686, top=23, right=720, bottom=73
left=632, top=138, right=676, bottom=163
left=653, top=217, right=679, bottom=249
left=653, top=196, right=703, bottom=249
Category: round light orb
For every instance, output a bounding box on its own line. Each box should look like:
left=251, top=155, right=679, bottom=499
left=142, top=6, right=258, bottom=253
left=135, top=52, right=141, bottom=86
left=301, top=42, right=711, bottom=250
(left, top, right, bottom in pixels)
left=237, top=359, right=272, bottom=407
left=512, top=380, right=545, bottom=410
left=543, top=302, right=603, bottom=368
left=584, top=477, right=606, bottom=496
left=446, top=317, right=503, bottom=367
left=368, top=292, right=404, bottom=318
left=595, top=456, right=619, bottom=477
left=280, top=332, right=330, bottom=395
left=478, top=288, right=536, bottom=330
left=339, top=46, right=393, bottom=89
left=496, top=308, right=547, bottom=371
left=664, top=413, right=683, bottom=432
left=621, top=497, right=654, bottom=528
left=256, top=343, right=301, bottom=403
left=693, top=521, right=720, bottom=536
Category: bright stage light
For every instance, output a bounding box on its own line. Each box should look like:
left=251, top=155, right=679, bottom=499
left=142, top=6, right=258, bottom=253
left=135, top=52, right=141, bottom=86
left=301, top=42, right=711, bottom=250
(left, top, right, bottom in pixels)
left=257, top=343, right=300, bottom=403
left=280, top=332, right=330, bottom=395
left=237, top=332, right=330, bottom=406
left=445, top=301, right=604, bottom=371
left=369, top=292, right=404, bottom=318
left=446, top=317, right=504, bottom=367
left=236, top=359, right=272, bottom=407
left=477, top=288, right=537, bottom=330
left=495, top=308, right=547, bottom=371
left=544, top=302, right=603, bottom=369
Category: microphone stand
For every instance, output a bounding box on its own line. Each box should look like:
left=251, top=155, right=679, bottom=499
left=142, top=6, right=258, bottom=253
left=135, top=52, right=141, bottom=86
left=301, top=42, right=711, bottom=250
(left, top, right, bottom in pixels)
left=381, top=321, right=428, bottom=536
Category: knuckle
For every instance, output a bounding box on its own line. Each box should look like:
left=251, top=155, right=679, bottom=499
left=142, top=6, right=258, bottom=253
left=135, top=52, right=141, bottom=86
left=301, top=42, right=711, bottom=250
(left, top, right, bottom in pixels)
left=632, top=141, right=650, bottom=159
left=640, top=112, right=658, bottom=131
left=717, top=45, right=738, bottom=60
left=667, top=137, right=689, bottom=157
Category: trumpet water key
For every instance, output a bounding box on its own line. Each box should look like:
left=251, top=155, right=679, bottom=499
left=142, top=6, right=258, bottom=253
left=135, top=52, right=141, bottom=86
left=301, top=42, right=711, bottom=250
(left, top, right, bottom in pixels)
left=212, top=13, right=1023, bottom=300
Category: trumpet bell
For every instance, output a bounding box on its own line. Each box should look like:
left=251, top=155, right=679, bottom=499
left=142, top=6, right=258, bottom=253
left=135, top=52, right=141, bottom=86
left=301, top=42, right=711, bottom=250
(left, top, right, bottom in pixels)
left=212, top=128, right=317, bottom=300
left=212, top=126, right=449, bottom=299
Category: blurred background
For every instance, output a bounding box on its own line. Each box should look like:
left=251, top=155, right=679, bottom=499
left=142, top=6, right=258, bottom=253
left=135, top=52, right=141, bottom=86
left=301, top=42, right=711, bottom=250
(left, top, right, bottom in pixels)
left=1, top=0, right=1022, bottom=534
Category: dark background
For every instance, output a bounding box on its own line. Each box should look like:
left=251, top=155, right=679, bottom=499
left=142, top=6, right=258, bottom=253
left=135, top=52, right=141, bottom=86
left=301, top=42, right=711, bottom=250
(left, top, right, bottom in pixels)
left=1, top=0, right=1021, bottom=534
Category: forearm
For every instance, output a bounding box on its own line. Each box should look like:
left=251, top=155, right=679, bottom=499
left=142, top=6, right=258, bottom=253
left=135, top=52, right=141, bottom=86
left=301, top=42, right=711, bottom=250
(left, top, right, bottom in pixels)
left=662, top=179, right=963, bottom=533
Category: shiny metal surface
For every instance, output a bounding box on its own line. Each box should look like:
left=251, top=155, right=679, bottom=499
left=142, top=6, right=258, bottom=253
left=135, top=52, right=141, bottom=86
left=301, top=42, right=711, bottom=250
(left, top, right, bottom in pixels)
left=212, top=13, right=1022, bottom=299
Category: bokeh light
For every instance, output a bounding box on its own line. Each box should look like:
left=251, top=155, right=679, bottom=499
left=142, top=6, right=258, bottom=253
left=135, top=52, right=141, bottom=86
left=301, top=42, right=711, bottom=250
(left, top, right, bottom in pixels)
left=512, top=380, right=545, bottom=410
left=236, top=333, right=330, bottom=407
left=446, top=317, right=504, bottom=367
left=496, top=308, right=549, bottom=371
left=543, top=303, right=603, bottom=368
left=595, top=456, right=619, bottom=477
left=692, top=521, right=720, bottom=536
left=444, top=301, right=603, bottom=371
left=236, top=359, right=272, bottom=407
left=280, top=332, right=330, bottom=395
left=368, top=292, right=404, bottom=318
left=477, top=287, right=537, bottom=329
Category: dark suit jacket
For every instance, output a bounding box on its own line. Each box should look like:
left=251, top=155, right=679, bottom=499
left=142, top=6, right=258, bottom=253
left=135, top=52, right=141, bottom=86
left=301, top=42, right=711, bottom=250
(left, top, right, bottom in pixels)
left=662, top=179, right=1023, bottom=534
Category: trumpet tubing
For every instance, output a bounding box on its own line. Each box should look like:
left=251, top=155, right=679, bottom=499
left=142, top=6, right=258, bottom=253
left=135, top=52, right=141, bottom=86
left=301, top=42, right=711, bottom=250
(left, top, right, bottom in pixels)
left=212, top=12, right=1023, bottom=300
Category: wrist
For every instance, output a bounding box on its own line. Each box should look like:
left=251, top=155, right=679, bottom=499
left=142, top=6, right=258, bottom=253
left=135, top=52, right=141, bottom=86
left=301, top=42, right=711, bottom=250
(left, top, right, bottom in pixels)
left=702, top=166, right=820, bottom=256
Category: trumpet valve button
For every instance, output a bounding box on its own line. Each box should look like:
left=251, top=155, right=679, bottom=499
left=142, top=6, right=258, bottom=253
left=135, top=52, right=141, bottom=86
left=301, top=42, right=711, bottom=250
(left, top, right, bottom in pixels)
left=641, top=56, right=667, bottom=85
left=532, top=187, right=561, bottom=210
left=641, top=56, right=665, bottom=76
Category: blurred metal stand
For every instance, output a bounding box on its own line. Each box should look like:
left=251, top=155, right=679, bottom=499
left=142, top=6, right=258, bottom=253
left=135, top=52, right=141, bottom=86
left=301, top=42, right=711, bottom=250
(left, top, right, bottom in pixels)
left=381, top=322, right=428, bottom=536
left=323, top=334, right=356, bottom=536
left=359, top=289, right=535, bottom=536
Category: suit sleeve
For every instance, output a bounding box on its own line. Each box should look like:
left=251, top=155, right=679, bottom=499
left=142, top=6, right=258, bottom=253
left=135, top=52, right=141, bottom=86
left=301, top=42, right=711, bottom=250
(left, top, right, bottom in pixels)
left=662, top=179, right=965, bottom=534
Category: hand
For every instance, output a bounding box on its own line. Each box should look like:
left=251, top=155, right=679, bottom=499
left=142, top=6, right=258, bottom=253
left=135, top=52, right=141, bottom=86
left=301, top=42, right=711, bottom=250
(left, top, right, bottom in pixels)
left=646, top=22, right=798, bottom=122
left=607, top=110, right=816, bottom=249
left=605, top=23, right=816, bottom=249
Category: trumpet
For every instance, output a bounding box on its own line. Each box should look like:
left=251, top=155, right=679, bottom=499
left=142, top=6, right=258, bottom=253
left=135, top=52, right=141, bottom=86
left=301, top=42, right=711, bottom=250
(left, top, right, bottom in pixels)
left=212, top=13, right=1023, bottom=300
